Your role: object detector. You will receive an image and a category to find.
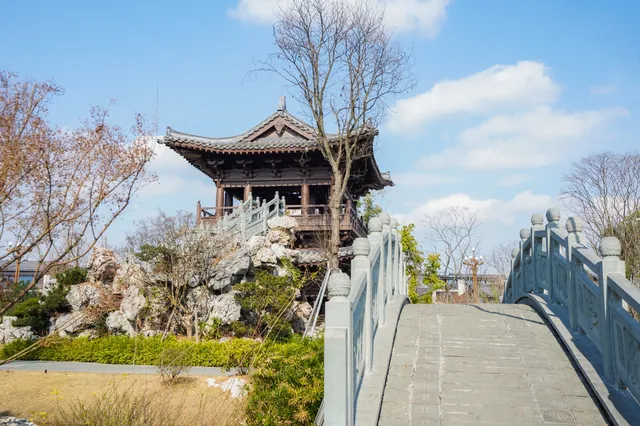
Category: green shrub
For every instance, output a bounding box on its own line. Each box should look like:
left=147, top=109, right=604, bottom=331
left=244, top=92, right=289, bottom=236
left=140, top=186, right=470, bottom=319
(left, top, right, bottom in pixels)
left=245, top=336, right=324, bottom=426
left=54, top=266, right=88, bottom=286
left=1, top=335, right=261, bottom=367
left=9, top=283, right=70, bottom=334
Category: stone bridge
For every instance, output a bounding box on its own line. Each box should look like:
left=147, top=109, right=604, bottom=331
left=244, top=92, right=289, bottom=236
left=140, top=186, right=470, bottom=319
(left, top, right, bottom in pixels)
left=319, top=210, right=640, bottom=425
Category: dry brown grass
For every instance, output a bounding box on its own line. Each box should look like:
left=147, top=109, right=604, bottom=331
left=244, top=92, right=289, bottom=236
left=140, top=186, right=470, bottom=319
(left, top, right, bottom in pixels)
left=0, top=370, right=245, bottom=425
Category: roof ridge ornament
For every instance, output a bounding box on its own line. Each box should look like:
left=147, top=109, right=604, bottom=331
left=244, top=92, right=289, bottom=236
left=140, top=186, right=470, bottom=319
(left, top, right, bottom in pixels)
left=277, top=96, right=286, bottom=112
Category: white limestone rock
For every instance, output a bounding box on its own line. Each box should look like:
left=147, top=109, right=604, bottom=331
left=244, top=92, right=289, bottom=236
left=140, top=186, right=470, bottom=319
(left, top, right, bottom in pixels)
left=0, top=417, right=39, bottom=426
left=87, top=246, right=119, bottom=283
left=0, top=316, right=34, bottom=344
left=186, top=286, right=216, bottom=318
left=207, top=248, right=251, bottom=290
left=113, top=261, right=148, bottom=294
left=67, top=283, right=102, bottom=311
left=50, top=311, right=88, bottom=336
left=106, top=311, right=135, bottom=336
left=288, top=301, right=313, bottom=334
left=120, top=285, right=146, bottom=321
left=267, top=215, right=297, bottom=231
left=207, top=293, right=241, bottom=325
left=253, top=247, right=277, bottom=267
left=245, top=235, right=267, bottom=256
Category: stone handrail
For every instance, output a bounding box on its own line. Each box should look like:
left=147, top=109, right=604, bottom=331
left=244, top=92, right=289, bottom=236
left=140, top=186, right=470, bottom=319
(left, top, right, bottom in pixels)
left=505, top=208, right=640, bottom=403
left=323, top=213, right=407, bottom=426
left=211, top=192, right=286, bottom=240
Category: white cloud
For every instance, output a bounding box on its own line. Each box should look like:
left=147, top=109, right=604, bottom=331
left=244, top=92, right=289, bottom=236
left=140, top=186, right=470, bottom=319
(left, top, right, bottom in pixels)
left=229, top=0, right=451, bottom=37
left=590, top=84, right=616, bottom=95
left=394, top=190, right=554, bottom=226
left=387, top=61, right=559, bottom=132
left=416, top=106, right=627, bottom=171
left=139, top=141, right=212, bottom=198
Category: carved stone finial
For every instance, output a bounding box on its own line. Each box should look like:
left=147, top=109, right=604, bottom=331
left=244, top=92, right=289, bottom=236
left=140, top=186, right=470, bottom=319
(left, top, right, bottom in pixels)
left=379, top=212, right=391, bottom=226
left=599, top=236, right=621, bottom=257
left=277, top=96, right=286, bottom=111
left=511, top=248, right=519, bottom=258
left=520, top=228, right=531, bottom=240
left=389, top=217, right=398, bottom=229
left=566, top=217, right=583, bottom=234
left=531, top=213, right=544, bottom=226
left=353, top=238, right=370, bottom=257
left=328, top=270, right=351, bottom=298
left=546, top=208, right=561, bottom=223
left=368, top=217, right=383, bottom=233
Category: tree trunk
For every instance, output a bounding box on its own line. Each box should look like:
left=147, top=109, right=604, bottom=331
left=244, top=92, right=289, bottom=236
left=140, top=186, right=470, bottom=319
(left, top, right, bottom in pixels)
left=328, top=178, right=343, bottom=270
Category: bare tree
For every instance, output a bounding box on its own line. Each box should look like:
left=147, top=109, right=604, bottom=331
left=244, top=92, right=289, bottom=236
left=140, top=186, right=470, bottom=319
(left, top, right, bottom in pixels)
left=562, top=152, right=640, bottom=280
left=486, top=241, right=518, bottom=300
left=487, top=241, right=518, bottom=281
left=424, top=206, right=481, bottom=286
left=0, top=71, right=155, bottom=315
left=123, top=211, right=226, bottom=341
left=264, top=0, right=413, bottom=267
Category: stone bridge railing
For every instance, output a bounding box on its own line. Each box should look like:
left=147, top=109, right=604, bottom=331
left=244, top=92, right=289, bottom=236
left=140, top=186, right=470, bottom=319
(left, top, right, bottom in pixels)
left=321, top=212, right=408, bottom=426
left=505, top=208, right=640, bottom=405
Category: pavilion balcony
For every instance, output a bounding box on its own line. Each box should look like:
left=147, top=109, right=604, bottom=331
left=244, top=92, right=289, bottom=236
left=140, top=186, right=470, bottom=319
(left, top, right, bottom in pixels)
left=197, top=200, right=366, bottom=240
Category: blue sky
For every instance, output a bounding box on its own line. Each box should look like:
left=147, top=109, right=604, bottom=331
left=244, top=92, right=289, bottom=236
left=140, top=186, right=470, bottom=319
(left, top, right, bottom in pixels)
left=3, top=0, right=640, bottom=253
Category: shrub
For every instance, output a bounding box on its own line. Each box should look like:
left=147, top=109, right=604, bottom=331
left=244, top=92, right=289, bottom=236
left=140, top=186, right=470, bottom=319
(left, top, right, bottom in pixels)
left=9, top=283, right=70, bottom=334
left=244, top=336, right=324, bottom=426
left=54, top=266, right=88, bottom=286
left=1, top=335, right=261, bottom=367
left=156, top=347, right=189, bottom=384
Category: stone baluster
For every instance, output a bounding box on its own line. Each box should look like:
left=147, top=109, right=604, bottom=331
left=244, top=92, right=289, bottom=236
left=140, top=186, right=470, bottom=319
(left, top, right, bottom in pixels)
left=262, top=200, right=268, bottom=233
left=519, top=228, right=531, bottom=296
left=531, top=213, right=545, bottom=294
left=510, top=247, right=519, bottom=301
left=545, top=208, right=561, bottom=303
left=352, top=237, right=373, bottom=374
left=379, top=212, right=392, bottom=297
left=565, top=217, right=583, bottom=330
left=325, top=271, right=354, bottom=426
left=598, top=236, right=626, bottom=383
left=390, top=217, right=399, bottom=295
left=368, top=216, right=385, bottom=327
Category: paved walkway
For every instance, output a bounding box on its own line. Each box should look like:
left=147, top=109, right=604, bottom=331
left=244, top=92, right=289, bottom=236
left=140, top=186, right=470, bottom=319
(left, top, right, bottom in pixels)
left=0, top=360, right=229, bottom=376
left=379, top=304, right=605, bottom=426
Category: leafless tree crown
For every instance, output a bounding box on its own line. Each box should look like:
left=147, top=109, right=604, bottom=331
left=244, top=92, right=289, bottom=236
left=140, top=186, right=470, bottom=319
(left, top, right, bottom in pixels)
left=424, top=206, right=482, bottom=279
left=263, top=0, right=413, bottom=267
left=0, top=71, right=155, bottom=315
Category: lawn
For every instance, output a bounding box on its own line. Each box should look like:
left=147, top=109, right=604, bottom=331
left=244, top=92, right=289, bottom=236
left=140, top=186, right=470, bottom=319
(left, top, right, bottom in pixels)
left=0, top=370, right=245, bottom=425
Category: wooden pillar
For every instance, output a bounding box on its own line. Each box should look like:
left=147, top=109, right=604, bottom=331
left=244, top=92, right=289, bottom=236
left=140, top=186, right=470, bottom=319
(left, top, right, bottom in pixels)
left=301, top=181, right=310, bottom=217
left=244, top=183, right=252, bottom=201
left=216, top=183, right=224, bottom=217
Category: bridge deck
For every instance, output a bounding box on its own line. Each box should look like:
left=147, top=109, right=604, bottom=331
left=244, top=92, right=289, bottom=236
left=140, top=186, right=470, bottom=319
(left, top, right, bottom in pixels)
left=379, top=304, right=605, bottom=425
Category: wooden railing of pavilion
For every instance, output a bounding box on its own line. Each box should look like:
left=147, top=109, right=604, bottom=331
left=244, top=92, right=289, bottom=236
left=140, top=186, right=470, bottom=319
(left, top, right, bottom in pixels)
left=197, top=197, right=366, bottom=239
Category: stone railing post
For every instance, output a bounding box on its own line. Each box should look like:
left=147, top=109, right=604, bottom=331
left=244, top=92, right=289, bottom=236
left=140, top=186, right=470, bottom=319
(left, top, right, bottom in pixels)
left=519, top=228, right=531, bottom=295
left=262, top=200, right=268, bottom=233
left=531, top=213, right=545, bottom=294
left=565, top=217, right=584, bottom=331
left=390, top=217, right=399, bottom=295
left=511, top=247, right=519, bottom=301
left=325, top=271, right=354, bottom=426
left=352, top=237, right=373, bottom=374
left=379, top=212, right=393, bottom=298
left=598, top=236, right=625, bottom=383
left=368, top=217, right=385, bottom=327
left=545, top=208, right=561, bottom=303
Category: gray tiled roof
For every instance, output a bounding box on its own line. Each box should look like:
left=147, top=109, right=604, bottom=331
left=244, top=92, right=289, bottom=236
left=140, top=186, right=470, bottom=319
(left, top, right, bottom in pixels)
left=294, top=246, right=354, bottom=265
left=161, top=109, right=326, bottom=152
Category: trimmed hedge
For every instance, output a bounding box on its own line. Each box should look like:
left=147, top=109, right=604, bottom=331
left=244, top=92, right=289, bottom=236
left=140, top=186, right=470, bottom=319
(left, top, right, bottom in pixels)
left=1, top=335, right=260, bottom=368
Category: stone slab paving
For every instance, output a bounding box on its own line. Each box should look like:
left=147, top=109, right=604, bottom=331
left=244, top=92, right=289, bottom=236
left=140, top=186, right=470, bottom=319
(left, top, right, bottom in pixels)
left=379, top=304, right=607, bottom=426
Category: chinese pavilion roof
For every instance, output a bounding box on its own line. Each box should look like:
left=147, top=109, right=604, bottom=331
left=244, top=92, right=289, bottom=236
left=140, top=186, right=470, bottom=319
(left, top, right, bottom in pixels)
left=160, top=97, right=393, bottom=187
